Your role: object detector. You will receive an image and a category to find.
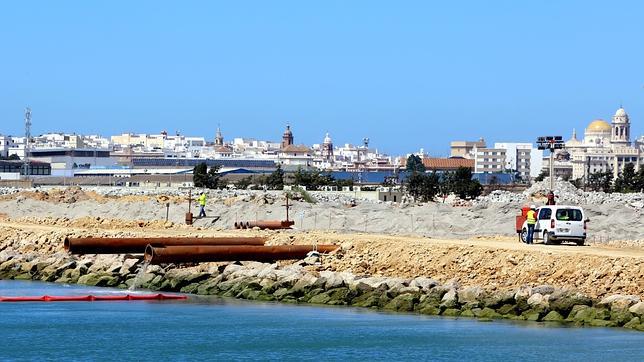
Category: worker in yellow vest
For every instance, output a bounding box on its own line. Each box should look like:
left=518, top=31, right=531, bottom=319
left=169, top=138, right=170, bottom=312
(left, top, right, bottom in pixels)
left=197, top=191, right=207, bottom=218
left=526, top=205, right=537, bottom=244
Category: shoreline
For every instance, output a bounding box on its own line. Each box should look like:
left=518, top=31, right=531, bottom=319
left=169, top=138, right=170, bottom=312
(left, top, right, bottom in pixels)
left=1, top=249, right=643, bottom=332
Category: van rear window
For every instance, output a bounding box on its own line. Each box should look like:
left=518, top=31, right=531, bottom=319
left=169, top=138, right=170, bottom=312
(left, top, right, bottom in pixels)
left=555, top=209, right=583, bottom=221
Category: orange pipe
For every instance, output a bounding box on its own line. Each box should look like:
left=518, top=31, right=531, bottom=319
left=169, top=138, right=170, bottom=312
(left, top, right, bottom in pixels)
left=145, top=244, right=339, bottom=264
left=236, top=220, right=295, bottom=230
left=65, top=236, right=266, bottom=255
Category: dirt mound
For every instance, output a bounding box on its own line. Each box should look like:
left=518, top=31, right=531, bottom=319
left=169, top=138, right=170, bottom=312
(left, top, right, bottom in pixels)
left=0, top=187, right=108, bottom=204
left=8, top=216, right=182, bottom=231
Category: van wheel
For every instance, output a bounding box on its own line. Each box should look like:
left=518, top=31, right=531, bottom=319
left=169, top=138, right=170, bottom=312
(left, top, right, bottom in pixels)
left=520, top=229, right=527, bottom=243
left=543, top=232, right=551, bottom=245
left=576, top=239, right=585, bottom=246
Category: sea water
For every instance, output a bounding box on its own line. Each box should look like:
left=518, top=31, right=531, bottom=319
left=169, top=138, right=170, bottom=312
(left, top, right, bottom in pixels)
left=0, top=280, right=642, bottom=361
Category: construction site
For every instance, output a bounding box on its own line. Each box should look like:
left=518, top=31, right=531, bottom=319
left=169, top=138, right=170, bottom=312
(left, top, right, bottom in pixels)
left=0, top=178, right=642, bottom=329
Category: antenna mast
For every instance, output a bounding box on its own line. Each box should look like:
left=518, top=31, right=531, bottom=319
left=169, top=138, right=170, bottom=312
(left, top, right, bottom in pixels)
left=23, top=107, right=32, bottom=177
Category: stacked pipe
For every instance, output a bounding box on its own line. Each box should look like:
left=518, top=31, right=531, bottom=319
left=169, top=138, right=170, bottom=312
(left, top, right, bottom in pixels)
left=234, top=220, right=295, bottom=230
left=145, top=244, right=340, bottom=264
left=65, top=236, right=267, bottom=255
left=65, top=235, right=339, bottom=265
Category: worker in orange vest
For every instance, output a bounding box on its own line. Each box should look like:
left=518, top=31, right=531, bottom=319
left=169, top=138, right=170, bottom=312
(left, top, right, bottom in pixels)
left=526, top=205, right=537, bottom=244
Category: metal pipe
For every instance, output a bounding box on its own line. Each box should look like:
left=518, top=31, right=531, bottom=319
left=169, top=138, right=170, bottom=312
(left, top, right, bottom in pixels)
left=144, top=244, right=339, bottom=264
left=65, top=236, right=267, bottom=255
left=244, top=220, right=295, bottom=230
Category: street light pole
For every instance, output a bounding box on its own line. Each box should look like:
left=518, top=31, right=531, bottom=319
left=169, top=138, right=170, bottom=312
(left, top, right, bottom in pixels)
left=536, top=136, right=565, bottom=192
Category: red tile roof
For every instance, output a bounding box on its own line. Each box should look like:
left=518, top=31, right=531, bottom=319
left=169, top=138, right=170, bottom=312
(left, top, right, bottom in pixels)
left=399, top=157, right=474, bottom=171
left=423, top=157, right=473, bottom=170
left=281, top=145, right=312, bottom=153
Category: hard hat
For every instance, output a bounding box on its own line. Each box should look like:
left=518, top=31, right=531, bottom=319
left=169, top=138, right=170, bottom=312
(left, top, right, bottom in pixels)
left=530, top=205, right=536, bottom=209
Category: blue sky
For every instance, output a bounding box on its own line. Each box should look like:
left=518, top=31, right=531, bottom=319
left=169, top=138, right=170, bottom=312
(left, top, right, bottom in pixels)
left=1, top=1, right=643, bottom=156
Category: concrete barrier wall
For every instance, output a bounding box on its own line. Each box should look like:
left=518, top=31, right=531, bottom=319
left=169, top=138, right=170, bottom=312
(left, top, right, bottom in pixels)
left=0, top=180, right=34, bottom=188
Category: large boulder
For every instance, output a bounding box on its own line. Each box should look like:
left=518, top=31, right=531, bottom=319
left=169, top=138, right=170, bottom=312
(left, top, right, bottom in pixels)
left=384, top=293, right=420, bottom=312
left=514, top=285, right=533, bottom=311
left=531, top=285, right=555, bottom=295
left=527, top=293, right=549, bottom=310
left=598, top=295, right=640, bottom=312
left=548, top=290, right=592, bottom=315
left=629, top=302, right=644, bottom=317
left=290, top=273, right=319, bottom=294
left=483, top=290, right=515, bottom=309
left=319, top=271, right=344, bottom=289
left=440, top=289, right=458, bottom=309
left=542, top=311, right=565, bottom=322
left=623, top=317, right=642, bottom=330
left=457, top=286, right=486, bottom=307
left=78, top=273, right=119, bottom=287
left=475, top=307, right=501, bottom=320
left=410, top=277, right=439, bottom=291
left=351, top=291, right=390, bottom=308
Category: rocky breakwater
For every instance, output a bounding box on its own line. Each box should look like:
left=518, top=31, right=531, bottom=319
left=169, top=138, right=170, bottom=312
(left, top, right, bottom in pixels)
left=1, top=235, right=643, bottom=331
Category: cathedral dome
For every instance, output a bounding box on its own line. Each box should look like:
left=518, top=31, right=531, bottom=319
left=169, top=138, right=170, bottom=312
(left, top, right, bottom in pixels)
left=586, top=119, right=611, bottom=133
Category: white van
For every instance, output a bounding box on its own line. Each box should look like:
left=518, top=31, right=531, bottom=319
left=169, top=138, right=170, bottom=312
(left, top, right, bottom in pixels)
left=521, top=205, right=587, bottom=246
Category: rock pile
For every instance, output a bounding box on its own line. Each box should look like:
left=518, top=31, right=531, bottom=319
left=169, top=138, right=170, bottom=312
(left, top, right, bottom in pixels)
left=475, top=178, right=644, bottom=209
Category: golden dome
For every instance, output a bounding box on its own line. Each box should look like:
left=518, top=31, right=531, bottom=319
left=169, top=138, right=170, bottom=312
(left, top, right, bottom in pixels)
left=586, top=119, right=611, bottom=133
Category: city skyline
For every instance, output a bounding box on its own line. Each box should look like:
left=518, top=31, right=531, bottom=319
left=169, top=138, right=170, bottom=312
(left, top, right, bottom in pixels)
left=1, top=1, right=643, bottom=154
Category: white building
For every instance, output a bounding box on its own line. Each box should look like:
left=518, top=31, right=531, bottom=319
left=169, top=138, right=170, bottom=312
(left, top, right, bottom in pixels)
left=557, top=107, right=644, bottom=181
left=474, top=147, right=506, bottom=173
left=494, top=142, right=544, bottom=179
left=29, top=148, right=117, bottom=177
left=278, top=145, right=313, bottom=167
left=0, top=135, right=17, bottom=158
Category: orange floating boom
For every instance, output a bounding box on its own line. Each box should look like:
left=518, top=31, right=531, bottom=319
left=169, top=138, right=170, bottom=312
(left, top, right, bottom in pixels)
left=0, top=294, right=187, bottom=302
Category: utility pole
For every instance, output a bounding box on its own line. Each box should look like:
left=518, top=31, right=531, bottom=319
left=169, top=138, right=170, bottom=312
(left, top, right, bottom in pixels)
left=23, top=107, right=32, bottom=179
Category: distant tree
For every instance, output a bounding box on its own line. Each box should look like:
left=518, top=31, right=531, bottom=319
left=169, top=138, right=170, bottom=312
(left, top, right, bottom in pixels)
left=450, top=166, right=481, bottom=199
left=570, top=177, right=584, bottom=189
left=405, top=171, right=440, bottom=202
left=193, top=163, right=221, bottom=189
left=235, top=176, right=253, bottom=190
left=405, top=155, right=425, bottom=173
left=613, top=163, right=637, bottom=193
left=205, top=165, right=222, bottom=189
left=0, top=154, right=20, bottom=161
left=292, top=167, right=335, bottom=190
left=193, top=163, right=208, bottom=188
left=534, top=170, right=548, bottom=182
left=265, top=164, right=285, bottom=190
left=587, top=170, right=613, bottom=193
left=635, top=167, right=644, bottom=192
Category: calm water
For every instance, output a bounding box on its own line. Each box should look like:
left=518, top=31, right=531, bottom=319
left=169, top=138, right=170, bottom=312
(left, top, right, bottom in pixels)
left=1, top=280, right=642, bottom=361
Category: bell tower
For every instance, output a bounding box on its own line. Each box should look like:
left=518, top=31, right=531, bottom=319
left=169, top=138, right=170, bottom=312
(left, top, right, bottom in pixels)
left=611, top=107, right=630, bottom=147
left=281, top=124, right=294, bottom=149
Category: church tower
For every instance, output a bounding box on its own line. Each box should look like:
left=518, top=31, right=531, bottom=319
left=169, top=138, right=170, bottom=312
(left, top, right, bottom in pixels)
left=281, top=124, right=294, bottom=149
left=611, top=107, right=630, bottom=147
left=215, top=126, right=224, bottom=147
left=321, top=132, right=334, bottom=162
